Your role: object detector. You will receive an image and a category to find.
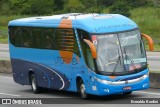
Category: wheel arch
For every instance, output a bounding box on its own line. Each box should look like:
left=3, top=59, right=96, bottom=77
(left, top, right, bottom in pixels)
left=76, top=75, right=84, bottom=92
left=28, top=70, right=34, bottom=85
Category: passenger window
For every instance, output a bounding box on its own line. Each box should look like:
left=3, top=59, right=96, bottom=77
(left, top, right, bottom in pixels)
left=21, top=27, right=31, bottom=47
left=55, top=29, right=80, bottom=56
left=31, top=28, right=43, bottom=48
left=43, top=29, right=55, bottom=49
left=9, top=27, right=22, bottom=47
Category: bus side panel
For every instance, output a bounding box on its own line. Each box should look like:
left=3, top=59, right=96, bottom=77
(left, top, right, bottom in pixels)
left=11, top=58, right=70, bottom=90
left=11, top=59, right=26, bottom=85
left=11, top=58, right=49, bottom=87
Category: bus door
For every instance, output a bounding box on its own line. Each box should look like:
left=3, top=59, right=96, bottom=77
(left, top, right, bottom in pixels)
left=76, top=29, right=95, bottom=83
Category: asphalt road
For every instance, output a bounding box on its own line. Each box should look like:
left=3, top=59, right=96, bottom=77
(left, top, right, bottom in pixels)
left=0, top=44, right=159, bottom=71
left=0, top=74, right=160, bottom=107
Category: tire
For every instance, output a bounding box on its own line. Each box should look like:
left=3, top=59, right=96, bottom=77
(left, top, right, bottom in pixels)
left=78, top=79, right=88, bottom=99
left=123, top=91, right=132, bottom=95
left=30, top=74, right=41, bottom=94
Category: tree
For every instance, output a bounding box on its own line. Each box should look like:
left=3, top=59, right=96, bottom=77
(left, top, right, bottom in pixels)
left=53, top=0, right=65, bottom=11
left=80, top=0, right=115, bottom=13
left=0, top=0, right=11, bottom=15
left=9, top=0, right=28, bottom=14
left=127, top=0, right=148, bottom=7
left=21, top=0, right=54, bottom=15
left=153, top=0, right=160, bottom=7
left=109, top=1, right=131, bottom=17
left=64, top=0, right=85, bottom=13
left=10, top=0, right=54, bottom=15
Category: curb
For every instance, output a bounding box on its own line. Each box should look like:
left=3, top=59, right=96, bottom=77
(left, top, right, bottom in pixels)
left=0, top=60, right=159, bottom=88
left=0, top=60, right=12, bottom=73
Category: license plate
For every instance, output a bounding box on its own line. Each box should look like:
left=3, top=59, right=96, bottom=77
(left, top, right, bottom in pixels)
left=123, top=86, right=131, bottom=90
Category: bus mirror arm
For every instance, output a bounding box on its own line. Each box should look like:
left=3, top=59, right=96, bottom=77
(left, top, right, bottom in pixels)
left=83, top=39, right=97, bottom=58
left=141, top=33, right=154, bottom=51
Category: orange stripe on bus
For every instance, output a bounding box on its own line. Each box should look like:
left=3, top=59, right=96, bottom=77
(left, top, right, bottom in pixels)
left=58, top=19, right=72, bottom=28
left=108, top=76, right=117, bottom=79
left=59, top=19, right=73, bottom=64
left=60, top=51, right=73, bottom=64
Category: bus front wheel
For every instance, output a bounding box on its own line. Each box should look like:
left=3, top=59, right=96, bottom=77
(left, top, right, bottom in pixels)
left=30, top=74, right=41, bottom=94
left=78, top=80, right=88, bottom=99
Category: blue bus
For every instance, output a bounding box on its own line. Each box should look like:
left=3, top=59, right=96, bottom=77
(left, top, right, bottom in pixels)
left=8, top=13, right=153, bottom=98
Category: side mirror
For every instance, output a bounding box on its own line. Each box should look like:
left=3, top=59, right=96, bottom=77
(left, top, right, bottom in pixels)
left=141, top=33, right=154, bottom=51
left=83, top=39, right=97, bottom=58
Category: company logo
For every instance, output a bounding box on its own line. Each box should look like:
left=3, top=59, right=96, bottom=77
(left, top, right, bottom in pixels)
left=2, top=99, right=11, bottom=104
left=1, top=99, right=42, bottom=105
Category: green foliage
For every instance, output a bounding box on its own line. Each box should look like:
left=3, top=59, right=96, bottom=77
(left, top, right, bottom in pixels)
left=0, top=0, right=11, bottom=15
left=80, top=0, right=115, bottom=13
left=127, top=0, right=147, bottom=7
left=9, top=0, right=54, bottom=15
left=9, top=0, right=27, bottom=14
left=53, top=0, right=65, bottom=10
left=153, top=0, right=160, bottom=7
left=131, top=7, right=160, bottom=44
left=21, top=0, right=54, bottom=15
left=0, top=0, right=155, bottom=16
left=85, top=7, right=102, bottom=13
left=109, top=1, right=131, bottom=17
left=64, top=0, right=85, bottom=13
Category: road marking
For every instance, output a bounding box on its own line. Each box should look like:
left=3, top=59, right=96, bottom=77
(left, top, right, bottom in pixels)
left=0, top=76, right=12, bottom=79
left=0, top=93, right=21, bottom=97
left=135, top=91, right=160, bottom=96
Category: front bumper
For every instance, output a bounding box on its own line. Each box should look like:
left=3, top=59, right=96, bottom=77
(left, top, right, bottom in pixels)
left=87, top=70, right=150, bottom=96
left=95, top=76, right=149, bottom=96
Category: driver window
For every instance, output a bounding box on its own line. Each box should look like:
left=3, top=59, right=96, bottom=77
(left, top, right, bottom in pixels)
left=77, top=29, right=95, bottom=70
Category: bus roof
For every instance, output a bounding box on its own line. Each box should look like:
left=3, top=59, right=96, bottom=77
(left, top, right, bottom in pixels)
left=8, top=13, right=138, bottom=33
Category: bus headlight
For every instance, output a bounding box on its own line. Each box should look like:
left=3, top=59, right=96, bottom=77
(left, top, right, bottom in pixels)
left=94, top=77, right=112, bottom=84
left=94, top=73, right=149, bottom=85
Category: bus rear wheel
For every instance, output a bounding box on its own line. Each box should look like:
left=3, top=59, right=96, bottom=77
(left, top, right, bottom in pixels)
left=30, top=74, right=41, bottom=94
left=78, top=80, right=88, bottom=99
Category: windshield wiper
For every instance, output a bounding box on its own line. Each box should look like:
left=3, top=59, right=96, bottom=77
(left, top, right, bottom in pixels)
left=112, top=47, right=122, bottom=75
left=112, top=56, right=121, bottom=75
left=124, top=47, right=138, bottom=72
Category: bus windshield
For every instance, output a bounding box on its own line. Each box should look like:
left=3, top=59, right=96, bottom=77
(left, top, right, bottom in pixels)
left=93, top=30, right=147, bottom=75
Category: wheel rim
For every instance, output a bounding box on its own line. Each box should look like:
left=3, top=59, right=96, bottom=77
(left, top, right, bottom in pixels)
left=80, top=83, right=86, bottom=98
left=31, top=76, right=36, bottom=91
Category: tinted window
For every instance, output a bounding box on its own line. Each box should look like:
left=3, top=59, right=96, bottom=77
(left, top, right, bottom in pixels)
left=55, top=29, right=80, bottom=56
left=44, top=28, right=55, bottom=49
left=9, top=27, right=80, bottom=56
left=21, top=27, right=31, bottom=47
left=31, top=28, right=44, bottom=48
left=9, top=27, right=55, bottom=50
left=9, top=27, right=22, bottom=47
